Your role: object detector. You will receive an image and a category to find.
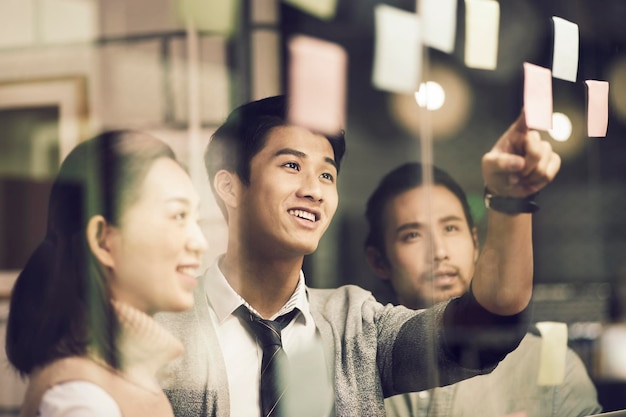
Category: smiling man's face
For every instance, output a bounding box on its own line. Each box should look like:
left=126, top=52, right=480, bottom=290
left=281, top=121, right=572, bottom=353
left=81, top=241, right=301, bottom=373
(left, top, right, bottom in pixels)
left=237, top=125, right=339, bottom=258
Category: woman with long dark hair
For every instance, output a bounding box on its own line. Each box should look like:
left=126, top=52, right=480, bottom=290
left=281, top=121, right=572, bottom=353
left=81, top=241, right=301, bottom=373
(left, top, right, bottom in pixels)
left=6, top=130, right=207, bottom=416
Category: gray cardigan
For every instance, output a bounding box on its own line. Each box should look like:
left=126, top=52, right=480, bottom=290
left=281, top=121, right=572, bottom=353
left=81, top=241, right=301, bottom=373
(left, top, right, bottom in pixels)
left=157, top=280, right=526, bottom=417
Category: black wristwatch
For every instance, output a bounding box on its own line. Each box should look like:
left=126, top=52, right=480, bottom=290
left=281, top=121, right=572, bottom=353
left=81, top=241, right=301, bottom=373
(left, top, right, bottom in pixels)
left=483, top=187, right=540, bottom=215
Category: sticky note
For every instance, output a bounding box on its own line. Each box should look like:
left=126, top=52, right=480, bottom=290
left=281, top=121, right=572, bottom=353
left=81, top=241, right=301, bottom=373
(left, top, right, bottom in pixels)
left=287, top=35, right=347, bottom=136
left=597, top=324, right=626, bottom=379
left=418, top=0, right=457, bottom=54
left=464, top=0, right=500, bottom=70
left=552, top=17, right=579, bottom=82
left=585, top=80, right=609, bottom=137
left=523, top=63, right=553, bottom=130
left=279, top=340, right=334, bottom=417
left=176, top=0, right=239, bottom=36
left=503, top=412, right=527, bottom=417
left=536, top=321, right=568, bottom=386
left=283, top=0, right=338, bottom=21
left=372, top=5, right=422, bottom=93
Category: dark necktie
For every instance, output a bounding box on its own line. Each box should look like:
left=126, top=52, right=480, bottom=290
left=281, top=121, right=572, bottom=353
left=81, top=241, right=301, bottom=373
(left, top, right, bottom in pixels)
left=235, top=305, right=299, bottom=417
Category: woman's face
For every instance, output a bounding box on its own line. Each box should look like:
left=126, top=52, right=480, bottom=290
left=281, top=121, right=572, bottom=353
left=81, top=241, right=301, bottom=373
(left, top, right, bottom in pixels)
left=105, top=157, right=207, bottom=315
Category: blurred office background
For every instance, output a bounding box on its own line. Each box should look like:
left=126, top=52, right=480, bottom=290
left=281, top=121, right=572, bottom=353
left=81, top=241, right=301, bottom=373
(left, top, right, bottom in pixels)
left=1, top=0, right=626, bottom=414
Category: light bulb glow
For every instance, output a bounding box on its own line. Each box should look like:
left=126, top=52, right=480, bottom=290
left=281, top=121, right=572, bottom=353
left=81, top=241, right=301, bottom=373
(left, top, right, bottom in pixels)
left=548, top=112, right=572, bottom=142
left=414, top=81, right=445, bottom=110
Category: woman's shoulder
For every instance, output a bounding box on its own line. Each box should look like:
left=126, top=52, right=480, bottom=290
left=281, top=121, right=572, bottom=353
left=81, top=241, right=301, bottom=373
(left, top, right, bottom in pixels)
left=39, top=380, right=122, bottom=417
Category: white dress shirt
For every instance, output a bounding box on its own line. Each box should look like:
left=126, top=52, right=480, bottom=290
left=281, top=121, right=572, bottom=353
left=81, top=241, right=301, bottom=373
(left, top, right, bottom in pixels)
left=205, top=260, right=329, bottom=417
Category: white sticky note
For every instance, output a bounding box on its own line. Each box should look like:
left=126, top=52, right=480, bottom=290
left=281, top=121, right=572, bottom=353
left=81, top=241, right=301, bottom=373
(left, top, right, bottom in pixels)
left=418, top=0, right=457, bottom=53
left=552, top=17, right=579, bottom=82
left=176, top=0, right=240, bottom=35
left=523, top=62, right=553, bottom=130
left=279, top=341, right=334, bottom=417
left=597, top=324, right=626, bottom=379
left=585, top=80, right=609, bottom=137
left=372, top=5, right=422, bottom=94
left=288, top=35, right=347, bottom=136
left=536, top=321, right=568, bottom=386
left=464, top=0, right=500, bottom=70
left=283, top=0, right=338, bottom=20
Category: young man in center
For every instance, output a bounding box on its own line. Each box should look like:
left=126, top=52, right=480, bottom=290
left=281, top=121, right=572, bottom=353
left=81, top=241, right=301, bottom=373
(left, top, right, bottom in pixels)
left=364, top=162, right=602, bottom=417
left=159, top=95, right=562, bottom=417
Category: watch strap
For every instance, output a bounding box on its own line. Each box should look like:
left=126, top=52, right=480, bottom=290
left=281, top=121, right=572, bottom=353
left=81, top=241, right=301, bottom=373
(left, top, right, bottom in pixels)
left=483, top=187, right=539, bottom=214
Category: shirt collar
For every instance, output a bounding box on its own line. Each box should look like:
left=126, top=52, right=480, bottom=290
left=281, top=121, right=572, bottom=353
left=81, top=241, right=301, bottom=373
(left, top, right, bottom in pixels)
left=204, top=256, right=312, bottom=324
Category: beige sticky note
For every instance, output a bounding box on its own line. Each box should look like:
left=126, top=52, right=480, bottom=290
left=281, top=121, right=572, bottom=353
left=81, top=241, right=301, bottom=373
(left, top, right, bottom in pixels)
left=372, top=4, right=422, bottom=94
left=287, top=35, right=347, bottom=136
left=176, top=0, right=240, bottom=36
left=552, top=17, right=579, bottom=82
left=523, top=62, right=553, bottom=131
left=503, top=412, right=527, bottom=417
left=464, top=0, right=500, bottom=70
left=283, top=0, right=338, bottom=20
left=585, top=80, right=609, bottom=137
left=536, top=321, right=568, bottom=386
left=418, top=0, right=457, bottom=53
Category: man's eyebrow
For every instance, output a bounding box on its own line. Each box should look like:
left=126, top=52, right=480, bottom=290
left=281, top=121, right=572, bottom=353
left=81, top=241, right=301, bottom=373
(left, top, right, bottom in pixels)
left=395, top=215, right=465, bottom=234
left=439, top=215, right=465, bottom=223
left=273, top=148, right=338, bottom=171
left=395, top=222, right=422, bottom=234
left=274, top=148, right=306, bottom=159
left=325, top=157, right=338, bottom=171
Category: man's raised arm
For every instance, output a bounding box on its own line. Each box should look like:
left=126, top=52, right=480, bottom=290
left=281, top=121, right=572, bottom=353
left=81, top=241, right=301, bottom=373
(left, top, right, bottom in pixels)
left=473, top=111, right=561, bottom=316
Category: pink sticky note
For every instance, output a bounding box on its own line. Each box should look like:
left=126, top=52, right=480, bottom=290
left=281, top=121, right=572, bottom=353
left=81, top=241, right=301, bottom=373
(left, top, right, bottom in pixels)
left=287, top=35, right=347, bottom=136
left=523, top=62, right=553, bottom=130
left=585, top=80, right=609, bottom=137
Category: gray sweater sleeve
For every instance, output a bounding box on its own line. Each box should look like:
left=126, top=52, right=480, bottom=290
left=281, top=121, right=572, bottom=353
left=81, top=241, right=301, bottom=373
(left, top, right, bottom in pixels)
left=387, top=288, right=529, bottom=396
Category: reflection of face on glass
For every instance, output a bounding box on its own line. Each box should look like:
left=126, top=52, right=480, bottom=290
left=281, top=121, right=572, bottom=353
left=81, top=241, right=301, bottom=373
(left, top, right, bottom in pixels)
left=90, top=157, right=207, bottom=315
left=237, top=125, right=339, bottom=256
left=379, top=185, right=478, bottom=309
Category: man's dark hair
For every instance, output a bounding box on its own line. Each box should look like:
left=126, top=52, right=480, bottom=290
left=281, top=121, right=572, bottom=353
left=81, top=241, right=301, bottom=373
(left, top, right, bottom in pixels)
left=204, top=95, right=346, bottom=219
left=365, top=162, right=475, bottom=255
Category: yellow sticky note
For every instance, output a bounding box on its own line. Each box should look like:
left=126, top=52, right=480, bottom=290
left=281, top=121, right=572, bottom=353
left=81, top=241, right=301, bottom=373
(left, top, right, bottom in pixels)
left=419, top=0, right=457, bottom=53
left=372, top=5, right=422, bottom=93
left=464, top=0, right=500, bottom=70
left=283, top=0, right=338, bottom=21
left=536, top=321, right=568, bottom=386
left=523, top=62, right=553, bottom=131
left=176, top=0, right=240, bottom=36
left=585, top=80, right=609, bottom=137
left=287, top=35, right=347, bottom=136
left=552, top=17, right=579, bottom=83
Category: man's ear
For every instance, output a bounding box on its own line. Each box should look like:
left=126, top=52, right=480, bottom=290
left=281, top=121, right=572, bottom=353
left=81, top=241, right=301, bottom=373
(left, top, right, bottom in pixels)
left=214, top=169, right=241, bottom=210
left=86, top=215, right=115, bottom=269
left=365, top=246, right=392, bottom=281
left=471, top=226, right=480, bottom=263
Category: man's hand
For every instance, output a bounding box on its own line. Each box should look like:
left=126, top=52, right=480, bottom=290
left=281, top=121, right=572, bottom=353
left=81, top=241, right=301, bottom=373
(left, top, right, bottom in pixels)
left=482, top=111, right=561, bottom=198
